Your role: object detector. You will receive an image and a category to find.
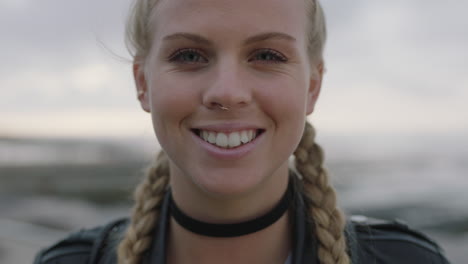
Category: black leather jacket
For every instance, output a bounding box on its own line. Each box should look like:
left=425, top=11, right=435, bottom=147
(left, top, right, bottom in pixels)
left=34, top=191, right=450, bottom=264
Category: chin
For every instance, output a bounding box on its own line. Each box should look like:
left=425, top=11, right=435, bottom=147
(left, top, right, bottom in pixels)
left=191, top=167, right=268, bottom=198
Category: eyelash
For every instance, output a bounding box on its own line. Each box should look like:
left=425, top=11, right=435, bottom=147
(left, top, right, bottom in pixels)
left=167, top=48, right=288, bottom=64
left=249, top=49, right=288, bottom=63
left=168, top=48, right=208, bottom=64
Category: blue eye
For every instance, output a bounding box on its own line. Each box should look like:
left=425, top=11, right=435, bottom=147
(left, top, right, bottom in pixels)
left=249, top=49, right=287, bottom=63
left=169, top=49, right=208, bottom=64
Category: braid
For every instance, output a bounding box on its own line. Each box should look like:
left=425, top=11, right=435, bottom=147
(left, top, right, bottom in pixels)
left=294, top=122, right=350, bottom=264
left=118, top=150, right=170, bottom=264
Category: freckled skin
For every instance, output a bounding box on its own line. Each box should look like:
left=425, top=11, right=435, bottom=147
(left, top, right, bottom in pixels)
left=135, top=0, right=323, bottom=222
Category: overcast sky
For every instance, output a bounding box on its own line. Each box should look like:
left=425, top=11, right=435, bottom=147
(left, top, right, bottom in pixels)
left=1, top=0, right=467, bottom=138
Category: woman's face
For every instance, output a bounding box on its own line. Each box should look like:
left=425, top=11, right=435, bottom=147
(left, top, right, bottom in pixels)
left=136, top=0, right=322, bottom=198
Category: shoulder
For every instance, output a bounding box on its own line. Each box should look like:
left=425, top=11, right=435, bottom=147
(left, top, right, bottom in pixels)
left=33, top=218, right=128, bottom=264
left=347, top=215, right=451, bottom=264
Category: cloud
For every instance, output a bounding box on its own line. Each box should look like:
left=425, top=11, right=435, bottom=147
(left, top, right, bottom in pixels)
left=316, top=0, right=468, bottom=133
left=324, top=0, right=468, bottom=96
left=0, top=0, right=136, bottom=112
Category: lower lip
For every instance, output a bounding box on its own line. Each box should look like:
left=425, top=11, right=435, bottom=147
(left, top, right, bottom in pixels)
left=190, top=131, right=264, bottom=160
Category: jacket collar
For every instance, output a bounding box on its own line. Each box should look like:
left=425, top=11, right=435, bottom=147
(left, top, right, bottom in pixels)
left=144, top=189, right=319, bottom=264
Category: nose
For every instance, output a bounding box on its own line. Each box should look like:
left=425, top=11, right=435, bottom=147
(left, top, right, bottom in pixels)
left=202, top=60, right=252, bottom=111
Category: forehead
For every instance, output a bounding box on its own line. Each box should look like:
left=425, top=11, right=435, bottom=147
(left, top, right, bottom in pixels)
left=151, top=0, right=308, bottom=43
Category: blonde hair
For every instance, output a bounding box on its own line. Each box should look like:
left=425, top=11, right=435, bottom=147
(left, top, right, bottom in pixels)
left=118, top=1, right=350, bottom=263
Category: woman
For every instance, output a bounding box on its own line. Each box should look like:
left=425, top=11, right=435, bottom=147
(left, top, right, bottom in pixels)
left=34, top=0, right=450, bottom=263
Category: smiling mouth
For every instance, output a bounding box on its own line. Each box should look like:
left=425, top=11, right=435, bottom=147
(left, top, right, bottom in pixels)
left=192, top=129, right=265, bottom=149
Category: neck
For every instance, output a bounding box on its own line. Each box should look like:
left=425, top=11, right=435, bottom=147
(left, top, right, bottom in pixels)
left=169, top=165, right=290, bottom=224
left=167, top=210, right=292, bottom=264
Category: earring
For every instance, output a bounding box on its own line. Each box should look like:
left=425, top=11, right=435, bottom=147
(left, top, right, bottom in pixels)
left=137, top=90, right=144, bottom=100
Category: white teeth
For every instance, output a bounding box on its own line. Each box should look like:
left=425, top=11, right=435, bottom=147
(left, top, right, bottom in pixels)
left=198, top=129, right=259, bottom=148
left=208, top=132, right=216, bottom=143
left=240, top=131, right=249, bottom=144
left=202, top=130, right=209, bottom=141
left=248, top=130, right=254, bottom=140
left=216, top=133, right=228, bottom=147
left=228, top=132, right=241, bottom=148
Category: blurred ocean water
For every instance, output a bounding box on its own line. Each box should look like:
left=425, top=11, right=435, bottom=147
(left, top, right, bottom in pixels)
left=0, top=133, right=466, bottom=263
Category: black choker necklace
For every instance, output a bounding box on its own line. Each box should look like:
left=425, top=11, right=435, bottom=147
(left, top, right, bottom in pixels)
left=169, top=181, right=293, bottom=238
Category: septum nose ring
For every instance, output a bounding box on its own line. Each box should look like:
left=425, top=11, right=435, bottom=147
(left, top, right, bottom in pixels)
left=215, top=103, right=230, bottom=111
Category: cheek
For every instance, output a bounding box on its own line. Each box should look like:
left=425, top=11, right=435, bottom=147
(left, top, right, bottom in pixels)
left=255, top=75, right=308, bottom=150
left=148, top=75, right=199, bottom=139
left=256, top=76, right=309, bottom=122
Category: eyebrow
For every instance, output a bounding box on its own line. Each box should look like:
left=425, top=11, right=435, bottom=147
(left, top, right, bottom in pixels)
left=244, top=32, right=296, bottom=45
left=162, top=32, right=296, bottom=45
left=163, top=33, right=213, bottom=45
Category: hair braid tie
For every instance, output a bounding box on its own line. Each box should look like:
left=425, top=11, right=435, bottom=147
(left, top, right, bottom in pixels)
left=294, top=122, right=350, bottom=264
